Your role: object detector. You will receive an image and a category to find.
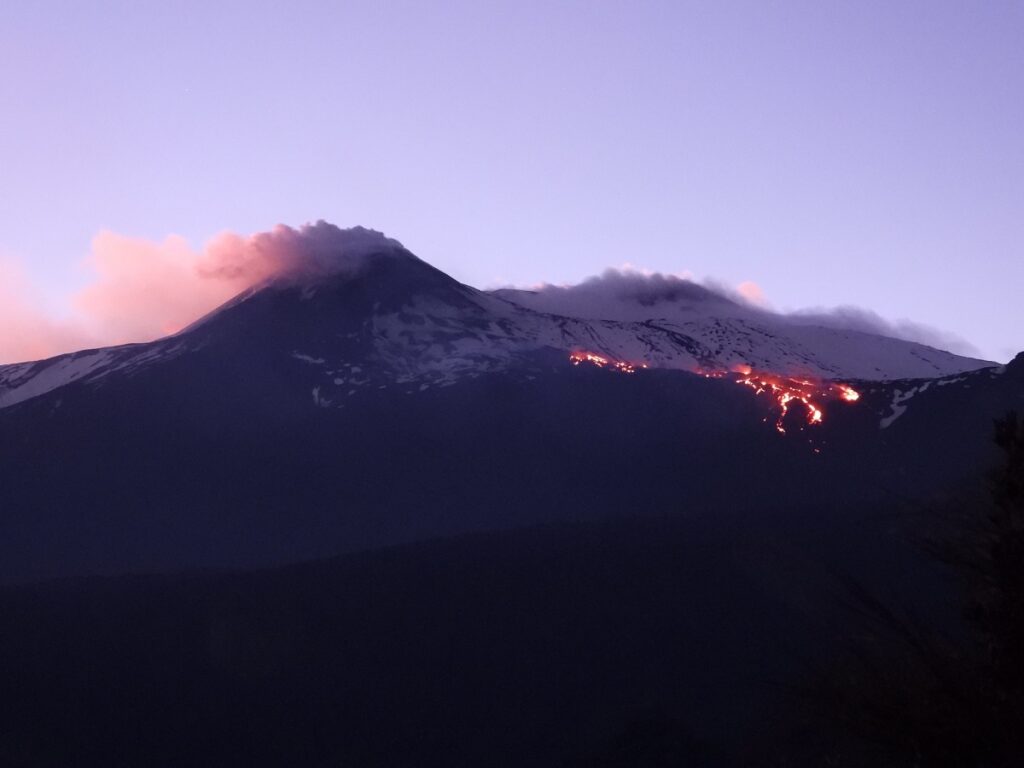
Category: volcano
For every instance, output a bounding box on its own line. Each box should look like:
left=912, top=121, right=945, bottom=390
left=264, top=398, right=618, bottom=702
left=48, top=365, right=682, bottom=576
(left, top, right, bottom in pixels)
left=1, top=224, right=1022, bottom=767
left=0, top=224, right=1012, bottom=583
left=0, top=225, right=991, bottom=414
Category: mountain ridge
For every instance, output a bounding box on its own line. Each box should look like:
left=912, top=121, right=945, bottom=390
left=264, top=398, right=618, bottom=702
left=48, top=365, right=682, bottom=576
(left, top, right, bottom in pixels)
left=0, top=228, right=995, bottom=413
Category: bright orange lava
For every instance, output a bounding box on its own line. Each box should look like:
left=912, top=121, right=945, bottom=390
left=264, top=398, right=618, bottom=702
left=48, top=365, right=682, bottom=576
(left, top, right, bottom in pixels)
left=735, top=373, right=859, bottom=434
left=838, top=385, right=860, bottom=402
left=569, top=351, right=645, bottom=374
left=568, top=352, right=860, bottom=436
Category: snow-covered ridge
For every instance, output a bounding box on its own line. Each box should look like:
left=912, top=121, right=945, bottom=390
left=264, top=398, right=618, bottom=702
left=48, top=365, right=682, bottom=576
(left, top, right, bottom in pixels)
left=257, top=285, right=993, bottom=403
left=868, top=363, right=1012, bottom=430
left=489, top=289, right=988, bottom=379
left=488, top=282, right=991, bottom=380
left=0, top=239, right=995, bottom=412
left=0, top=340, right=190, bottom=411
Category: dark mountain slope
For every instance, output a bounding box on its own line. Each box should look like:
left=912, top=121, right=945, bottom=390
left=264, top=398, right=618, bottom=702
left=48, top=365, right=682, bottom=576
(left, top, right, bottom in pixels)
left=0, top=226, right=1017, bottom=583
left=0, top=511, right=950, bottom=767
left=0, top=348, right=1020, bottom=584
left=0, top=362, right=848, bottom=582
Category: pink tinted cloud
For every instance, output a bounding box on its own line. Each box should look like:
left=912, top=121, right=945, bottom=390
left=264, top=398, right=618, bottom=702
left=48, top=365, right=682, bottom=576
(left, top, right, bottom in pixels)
left=2, top=226, right=307, bottom=364
left=72, top=231, right=259, bottom=343
left=74, top=223, right=393, bottom=346
left=0, top=259, right=94, bottom=364
left=736, top=280, right=769, bottom=308
left=0, top=222, right=400, bottom=365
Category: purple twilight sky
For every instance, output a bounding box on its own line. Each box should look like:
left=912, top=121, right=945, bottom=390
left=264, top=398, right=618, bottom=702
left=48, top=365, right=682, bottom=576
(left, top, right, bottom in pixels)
left=1, top=0, right=1021, bottom=362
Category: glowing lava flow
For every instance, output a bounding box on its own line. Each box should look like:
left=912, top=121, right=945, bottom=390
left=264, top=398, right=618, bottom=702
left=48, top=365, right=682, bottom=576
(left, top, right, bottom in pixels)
left=735, top=372, right=860, bottom=434
left=569, top=352, right=645, bottom=374
left=837, top=385, right=860, bottom=402
left=568, top=352, right=860, bottom=436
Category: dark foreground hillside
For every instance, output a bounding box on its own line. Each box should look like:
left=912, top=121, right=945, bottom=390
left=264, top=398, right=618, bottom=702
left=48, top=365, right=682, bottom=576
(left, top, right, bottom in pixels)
left=3, top=353, right=1018, bottom=585
left=0, top=509, right=950, bottom=767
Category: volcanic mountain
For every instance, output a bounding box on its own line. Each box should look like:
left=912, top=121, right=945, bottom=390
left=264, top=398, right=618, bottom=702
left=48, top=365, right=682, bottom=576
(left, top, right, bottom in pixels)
left=0, top=228, right=989, bottom=414
left=2, top=224, right=1023, bottom=766
left=0, top=224, right=1013, bottom=583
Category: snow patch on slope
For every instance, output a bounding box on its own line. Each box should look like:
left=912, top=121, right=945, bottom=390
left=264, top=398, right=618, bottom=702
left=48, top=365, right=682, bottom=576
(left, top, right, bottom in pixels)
left=880, top=388, right=917, bottom=429
left=0, top=341, right=189, bottom=411
left=0, top=351, right=115, bottom=410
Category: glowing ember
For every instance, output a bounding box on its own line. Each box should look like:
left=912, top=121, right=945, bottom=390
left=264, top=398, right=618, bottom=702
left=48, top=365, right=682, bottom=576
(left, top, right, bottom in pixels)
left=838, top=385, right=860, bottom=402
left=569, top=351, right=644, bottom=374
left=735, top=372, right=859, bottom=434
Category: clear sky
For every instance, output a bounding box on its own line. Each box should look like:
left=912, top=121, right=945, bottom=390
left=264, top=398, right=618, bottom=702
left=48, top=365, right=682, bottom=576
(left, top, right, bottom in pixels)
left=2, top=0, right=1021, bottom=361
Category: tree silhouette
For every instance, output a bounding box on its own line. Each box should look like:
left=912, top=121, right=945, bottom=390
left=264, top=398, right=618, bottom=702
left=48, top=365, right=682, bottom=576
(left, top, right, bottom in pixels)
left=805, top=412, right=1024, bottom=767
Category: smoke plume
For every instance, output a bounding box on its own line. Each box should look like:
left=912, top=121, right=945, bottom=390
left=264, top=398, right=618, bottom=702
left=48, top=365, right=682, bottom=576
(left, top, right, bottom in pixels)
left=507, top=268, right=982, bottom=357
left=0, top=222, right=402, bottom=364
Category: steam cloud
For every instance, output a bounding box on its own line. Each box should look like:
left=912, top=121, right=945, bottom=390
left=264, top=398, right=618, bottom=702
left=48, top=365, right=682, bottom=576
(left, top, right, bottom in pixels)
left=516, top=268, right=982, bottom=358
left=0, top=222, right=402, bottom=365
left=0, top=261, right=94, bottom=364
left=785, top=305, right=982, bottom=358
left=503, top=268, right=726, bottom=316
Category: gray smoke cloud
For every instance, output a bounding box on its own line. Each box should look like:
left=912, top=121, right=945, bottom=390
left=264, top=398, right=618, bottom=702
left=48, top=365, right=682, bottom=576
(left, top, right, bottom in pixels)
left=493, top=269, right=737, bottom=321
left=785, top=305, right=982, bottom=357
left=501, top=268, right=983, bottom=358
left=197, top=222, right=405, bottom=284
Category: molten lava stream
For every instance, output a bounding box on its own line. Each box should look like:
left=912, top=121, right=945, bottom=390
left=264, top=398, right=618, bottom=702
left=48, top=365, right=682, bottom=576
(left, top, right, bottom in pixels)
left=569, top=351, right=643, bottom=374
left=567, top=352, right=861, bottom=440
left=735, top=372, right=860, bottom=435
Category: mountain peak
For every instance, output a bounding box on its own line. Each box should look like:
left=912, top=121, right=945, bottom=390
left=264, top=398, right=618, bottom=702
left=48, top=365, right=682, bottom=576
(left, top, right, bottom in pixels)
left=255, top=222, right=407, bottom=286
left=490, top=271, right=737, bottom=322
left=1006, top=350, right=1024, bottom=377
